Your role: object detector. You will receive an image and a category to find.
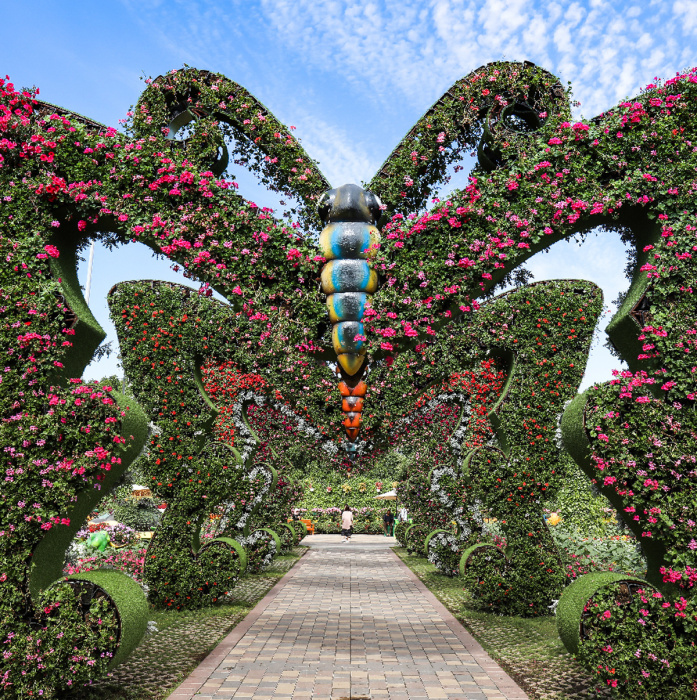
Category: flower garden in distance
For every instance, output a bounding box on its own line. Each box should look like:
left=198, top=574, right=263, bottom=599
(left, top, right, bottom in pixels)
left=0, top=59, right=696, bottom=697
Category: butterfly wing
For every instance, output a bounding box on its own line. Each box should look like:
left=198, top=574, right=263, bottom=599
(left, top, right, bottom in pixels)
left=367, top=60, right=568, bottom=217
left=133, top=67, right=331, bottom=229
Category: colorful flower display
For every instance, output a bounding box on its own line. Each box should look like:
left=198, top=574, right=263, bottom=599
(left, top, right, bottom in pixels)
left=2, top=57, right=697, bottom=696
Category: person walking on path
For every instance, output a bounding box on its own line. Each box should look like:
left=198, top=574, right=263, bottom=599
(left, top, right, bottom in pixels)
left=382, top=509, right=394, bottom=537
left=341, top=505, right=353, bottom=542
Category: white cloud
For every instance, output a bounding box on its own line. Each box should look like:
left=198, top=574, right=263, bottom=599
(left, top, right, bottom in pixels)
left=674, top=0, right=697, bottom=32
left=246, top=0, right=695, bottom=121
left=291, top=111, right=378, bottom=186
left=116, top=0, right=697, bottom=127
left=565, top=2, right=586, bottom=26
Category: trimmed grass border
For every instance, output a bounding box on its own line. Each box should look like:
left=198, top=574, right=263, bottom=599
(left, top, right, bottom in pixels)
left=64, top=547, right=308, bottom=700
left=394, top=546, right=612, bottom=700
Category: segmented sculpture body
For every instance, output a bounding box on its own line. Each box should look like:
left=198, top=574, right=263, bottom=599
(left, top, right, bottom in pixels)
left=318, top=184, right=381, bottom=446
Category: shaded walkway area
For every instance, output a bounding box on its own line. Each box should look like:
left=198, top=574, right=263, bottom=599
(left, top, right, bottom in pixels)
left=168, top=535, right=528, bottom=700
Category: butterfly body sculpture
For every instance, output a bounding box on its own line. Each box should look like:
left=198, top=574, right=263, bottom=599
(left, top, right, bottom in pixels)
left=318, top=183, right=382, bottom=444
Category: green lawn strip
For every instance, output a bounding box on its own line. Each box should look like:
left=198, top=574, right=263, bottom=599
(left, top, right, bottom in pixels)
left=393, top=547, right=611, bottom=700
left=65, top=547, right=308, bottom=700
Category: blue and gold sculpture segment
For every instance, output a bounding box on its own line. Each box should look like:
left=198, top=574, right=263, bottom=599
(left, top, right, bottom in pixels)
left=318, top=184, right=382, bottom=444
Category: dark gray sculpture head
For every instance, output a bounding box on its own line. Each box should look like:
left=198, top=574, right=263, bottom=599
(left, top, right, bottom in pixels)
left=318, top=183, right=382, bottom=225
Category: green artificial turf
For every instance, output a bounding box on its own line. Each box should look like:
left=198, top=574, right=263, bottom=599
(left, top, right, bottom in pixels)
left=394, top=547, right=612, bottom=700
left=64, top=548, right=307, bottom=700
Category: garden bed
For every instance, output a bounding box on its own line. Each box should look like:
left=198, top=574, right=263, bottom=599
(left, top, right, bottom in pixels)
left=394, top=547, right=611, bottom=700
left=64, top=547, right=307, bottom=700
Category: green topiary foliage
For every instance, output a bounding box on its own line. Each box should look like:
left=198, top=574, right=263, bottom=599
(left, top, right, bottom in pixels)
left=423, top=528, right=448, bottom=554
left=560, top=352, right=697, bottom=692
left=405, top=523, right=429, bottom=554
left=556, top=572, right=644, bottom=655
left=109, top=281, right=258, bottom=609
left=113, top=497, right=162, bottom=531
left=425, top=528, right=462, bottom=577
left=544, top=449, right=612, bottom=536
left=461, top=543, right=510, bottom=607
left=276, top=523, right=297, bottom=553
left=242, top=528, right=281, bottom=573
left=46, top=233, right=106, bottom=381
left=131, top=68, right=329, bottom=233
left=0, top=230, right=150, bottom=698
left=63, top=569, right=149, bottom=668
left=458, top=281, right=602, bottom=606
left=142, top=443, right=249, bottom=609
left=556, top=574, right=696, bottom=696
left=393, top=520, right=408, bottom=546
left=5, top=58, right=697, bottom=696
left=28, top=390, right=148, bottom=596
left=219, top=462, right=279, bottom=539
left=407, top=279, right=601, bottom=615
left=214, top=537, right=248, bottom=575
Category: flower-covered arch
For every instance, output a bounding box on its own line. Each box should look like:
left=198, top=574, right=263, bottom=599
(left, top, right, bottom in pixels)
left=1, top=57, right=697, bottom=696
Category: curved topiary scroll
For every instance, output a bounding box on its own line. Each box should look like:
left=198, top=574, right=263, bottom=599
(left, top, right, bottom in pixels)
left=109, top=280, right=261, bottom=608
left=0, top=232, right=149, bottom=695
left=390, top=279, right=601, bottom=613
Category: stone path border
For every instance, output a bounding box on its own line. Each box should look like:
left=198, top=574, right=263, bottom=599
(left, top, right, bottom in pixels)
left=167, top=535, right=529, bottom=699
left=167, top=551, right=308, bottom=699
left=389, top=549, right=528, bottom=699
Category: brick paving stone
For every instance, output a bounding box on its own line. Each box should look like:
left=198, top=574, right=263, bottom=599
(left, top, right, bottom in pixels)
left=167, top=535, right=529, bottom=700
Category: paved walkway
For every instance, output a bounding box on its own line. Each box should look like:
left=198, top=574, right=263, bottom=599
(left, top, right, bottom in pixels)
left=168, top=535, right=528, bottom=700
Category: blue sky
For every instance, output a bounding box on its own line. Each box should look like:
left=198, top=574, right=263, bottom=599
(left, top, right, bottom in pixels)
left=3, top=0, right=697, bottom=387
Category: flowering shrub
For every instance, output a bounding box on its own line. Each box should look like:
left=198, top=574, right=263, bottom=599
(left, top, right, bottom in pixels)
left=394, top=520, right=408, bottom=546
left=0, top=132, right=150, bottom=696
left=107, top=523, right=138, bottom=548
left=452, top=280, right=602, bottom=615
left=550, top=525, right=646, bottom=580
left=405, top=524, right=429, bottom=554
left=276, top=523, right=297, bottom=553
left=241, top=529, right=279, bottom=573
left=426, top=530, right=462, bottom=576
left=397, top=280, right=600, bottom=614
left=63, top=547, right=147, bottom=584
left=110, top=282, right=260, bottom=609
left=3, top=57, right=697, bottom=694
left=113, top=497, right=162, bottom=531
left=544, top=453, right=615, bottom=536
left=558, top=575, right=697, bottom=697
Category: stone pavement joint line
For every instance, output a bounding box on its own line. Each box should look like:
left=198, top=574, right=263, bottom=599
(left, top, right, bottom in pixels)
left=166, top=534, right=529, bottom=700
